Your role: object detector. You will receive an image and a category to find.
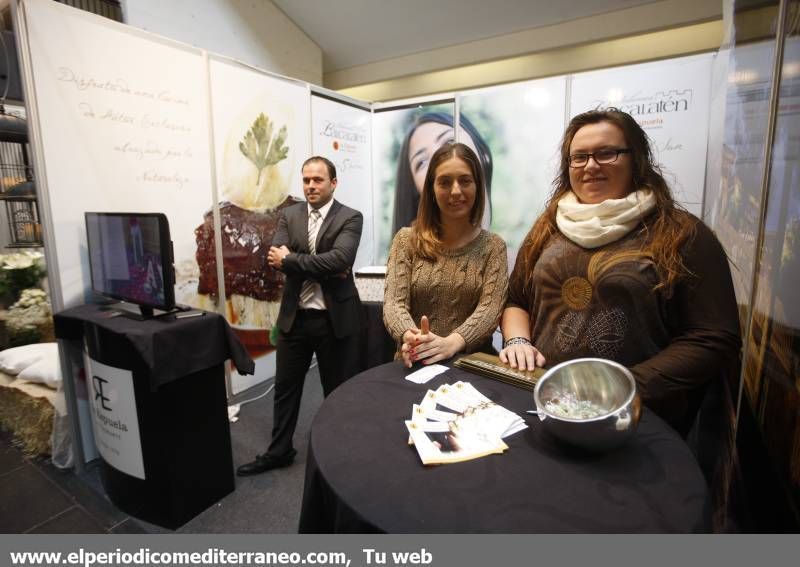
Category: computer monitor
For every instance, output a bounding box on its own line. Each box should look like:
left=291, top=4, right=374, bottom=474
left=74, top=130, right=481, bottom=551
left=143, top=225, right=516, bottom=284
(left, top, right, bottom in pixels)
left=85, top=212, right=175, bottom=318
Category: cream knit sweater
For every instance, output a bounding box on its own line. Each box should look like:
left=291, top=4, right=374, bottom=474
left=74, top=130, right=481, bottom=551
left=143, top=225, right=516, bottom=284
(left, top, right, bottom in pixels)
left=383, top=228, right=508, bottom=354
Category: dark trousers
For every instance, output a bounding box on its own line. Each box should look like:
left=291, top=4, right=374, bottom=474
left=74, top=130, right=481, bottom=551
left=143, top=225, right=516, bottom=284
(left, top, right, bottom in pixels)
left=267, top=309, right=361, bottom=458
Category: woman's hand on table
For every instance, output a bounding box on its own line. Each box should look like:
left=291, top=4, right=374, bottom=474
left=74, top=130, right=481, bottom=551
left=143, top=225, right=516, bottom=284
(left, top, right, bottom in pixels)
left=400, top=315, right=465, bottom=367
left=499, top=340, right=546, bottom=371
left=400, top=328, right=420, bottom=368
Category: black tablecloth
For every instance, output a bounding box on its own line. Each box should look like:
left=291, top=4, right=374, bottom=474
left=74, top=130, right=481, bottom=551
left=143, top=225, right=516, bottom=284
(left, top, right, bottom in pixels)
left=54, top=303, right=254, bottom=389
left=360, top=301, right=395, bottom=370
left=299, top=361, right=710, bottom=533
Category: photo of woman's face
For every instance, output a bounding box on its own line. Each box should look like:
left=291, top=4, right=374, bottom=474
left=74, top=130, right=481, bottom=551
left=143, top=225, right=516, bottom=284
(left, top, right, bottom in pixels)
left=407, top=122, right=481, bottom=195
left=408, top=122, right=454, bottom=194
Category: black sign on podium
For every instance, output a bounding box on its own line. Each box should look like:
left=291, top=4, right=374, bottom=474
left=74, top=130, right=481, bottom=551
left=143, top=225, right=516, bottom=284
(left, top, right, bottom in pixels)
left=54, top=304, right=254, bottom=529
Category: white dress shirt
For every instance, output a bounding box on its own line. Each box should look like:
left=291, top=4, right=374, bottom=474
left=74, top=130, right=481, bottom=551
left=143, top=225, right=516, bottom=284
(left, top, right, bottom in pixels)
left=299, top=199, right=334, bottom=310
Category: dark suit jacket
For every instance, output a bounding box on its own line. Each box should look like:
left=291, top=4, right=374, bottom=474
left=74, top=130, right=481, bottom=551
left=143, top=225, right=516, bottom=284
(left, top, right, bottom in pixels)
left=272, top=199, right=363, bottom=338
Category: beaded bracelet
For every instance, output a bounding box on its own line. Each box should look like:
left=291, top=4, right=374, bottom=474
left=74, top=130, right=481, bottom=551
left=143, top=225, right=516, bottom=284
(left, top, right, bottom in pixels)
left=503, top=336, right=532, bottom=348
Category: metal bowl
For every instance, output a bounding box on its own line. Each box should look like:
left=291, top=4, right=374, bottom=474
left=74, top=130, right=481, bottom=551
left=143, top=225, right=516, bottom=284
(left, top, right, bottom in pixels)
left=533, top=358, right=641, bottom=452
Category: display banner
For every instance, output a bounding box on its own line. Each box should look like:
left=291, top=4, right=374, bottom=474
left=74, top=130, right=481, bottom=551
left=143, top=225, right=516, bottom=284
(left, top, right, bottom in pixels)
left=22, top=0, right=214, bottom=309
left=311, top=94, right=373, bottom=270
left=704, top=40, right=778, bottom=306
left=459, top=77, right=567, bottom=259
left=207, top=57, right=310, bottom=394
left=83, top=355, right=145, bottom=479
left=372, top=102, right=454, bottom=263
left=703, top=47, right=732, bottom=229
left=570, top=53, right=714, bottom=216
left=707, top=37, right=800, bottom=519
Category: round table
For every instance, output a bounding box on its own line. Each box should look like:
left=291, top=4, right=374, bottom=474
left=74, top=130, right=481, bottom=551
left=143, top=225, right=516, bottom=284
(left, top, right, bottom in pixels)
left=299, top=361, right=709, bottom=533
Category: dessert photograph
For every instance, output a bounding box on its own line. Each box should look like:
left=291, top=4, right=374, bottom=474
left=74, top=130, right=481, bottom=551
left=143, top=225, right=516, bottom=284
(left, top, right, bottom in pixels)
left=171, top=87, right=306, bottom=369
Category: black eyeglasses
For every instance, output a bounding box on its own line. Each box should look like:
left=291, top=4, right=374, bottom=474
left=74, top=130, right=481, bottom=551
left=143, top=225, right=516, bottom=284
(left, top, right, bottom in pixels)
left=568, top=148, right=631, bottom=168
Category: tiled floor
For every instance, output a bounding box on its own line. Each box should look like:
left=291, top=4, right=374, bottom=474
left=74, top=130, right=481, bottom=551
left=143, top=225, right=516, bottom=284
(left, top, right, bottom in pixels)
left=0, top=429, right=146, bottom=534
left=0, top=371, right=315, bottom=533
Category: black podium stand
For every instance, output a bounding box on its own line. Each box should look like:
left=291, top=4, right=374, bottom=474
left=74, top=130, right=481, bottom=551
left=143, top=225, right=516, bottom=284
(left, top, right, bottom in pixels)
left=54, top=304, right=254, bottom=529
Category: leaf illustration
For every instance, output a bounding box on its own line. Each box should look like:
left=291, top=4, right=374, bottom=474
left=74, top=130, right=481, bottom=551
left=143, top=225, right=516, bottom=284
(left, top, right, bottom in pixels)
left=266, top=125, right=289, bottom=168
left=238, top=113, right=290, bottom=184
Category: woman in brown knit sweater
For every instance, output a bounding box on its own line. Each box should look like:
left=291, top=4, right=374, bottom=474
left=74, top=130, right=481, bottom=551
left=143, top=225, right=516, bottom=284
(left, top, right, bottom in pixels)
left=384, top=143, right=508, bottom=368
left=499, top=108, right=741, bottom=434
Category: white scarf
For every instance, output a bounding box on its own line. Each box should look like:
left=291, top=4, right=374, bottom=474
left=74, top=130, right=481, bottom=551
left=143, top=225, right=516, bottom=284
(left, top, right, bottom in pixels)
left=556, top=190, right=657, bottom=248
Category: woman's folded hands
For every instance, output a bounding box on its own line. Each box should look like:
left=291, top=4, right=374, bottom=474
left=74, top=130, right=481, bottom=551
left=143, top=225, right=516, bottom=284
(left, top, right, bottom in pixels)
left=401, top=315, right=467, bottom=368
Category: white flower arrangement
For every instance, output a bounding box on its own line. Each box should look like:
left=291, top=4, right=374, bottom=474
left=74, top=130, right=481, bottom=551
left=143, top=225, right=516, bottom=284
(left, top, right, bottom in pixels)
left=0, top=251, right=46, bottom=307
left=0, top=251, right=45, bottom=270
left=11, top=288, right=49, bottom=310
left=3, top=287, right=52, bottom=342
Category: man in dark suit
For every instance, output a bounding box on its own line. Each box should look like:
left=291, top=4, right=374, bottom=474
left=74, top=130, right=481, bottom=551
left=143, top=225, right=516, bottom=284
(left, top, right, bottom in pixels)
left=237, top=156, right=363, bottom=476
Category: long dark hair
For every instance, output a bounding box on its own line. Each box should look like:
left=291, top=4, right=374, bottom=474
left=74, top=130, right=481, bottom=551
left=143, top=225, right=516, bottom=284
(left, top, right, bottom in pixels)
left=522, top=108, right=696, bottom=295
left=391, top=111, right=493, bottom=236
left=411, top=143, right=486, bottom=261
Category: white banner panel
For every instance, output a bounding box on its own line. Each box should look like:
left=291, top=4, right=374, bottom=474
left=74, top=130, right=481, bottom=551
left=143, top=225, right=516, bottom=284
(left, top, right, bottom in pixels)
left=371, top=102, right=454, bottom=263
left=208, top=58, right=310, bottom=207
left=84, top=355, right=145, bottom=479
left=311, top=95, right=373, bottom=270
left=460, top=76, right=567, bottom=258
left=23, top=0, right=214, bottom=308
left=207, top=57, right=310, bottom=394
left=570, top=53, right=714, bottom=216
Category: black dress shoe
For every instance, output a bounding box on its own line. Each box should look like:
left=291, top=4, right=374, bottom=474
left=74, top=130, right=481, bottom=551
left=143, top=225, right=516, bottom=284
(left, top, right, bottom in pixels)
left=236, top=450, right=296, bottom=476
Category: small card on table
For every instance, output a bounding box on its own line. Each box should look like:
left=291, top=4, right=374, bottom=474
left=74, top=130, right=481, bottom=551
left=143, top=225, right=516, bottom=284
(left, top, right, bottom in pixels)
left=405, top=364, right=449, bottom=384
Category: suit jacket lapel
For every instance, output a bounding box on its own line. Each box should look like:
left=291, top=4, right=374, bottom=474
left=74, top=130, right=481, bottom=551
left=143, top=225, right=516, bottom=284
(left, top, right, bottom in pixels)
left=315, top=200, right=341, bottom=251
left=297, top=206, right=311, bottom=253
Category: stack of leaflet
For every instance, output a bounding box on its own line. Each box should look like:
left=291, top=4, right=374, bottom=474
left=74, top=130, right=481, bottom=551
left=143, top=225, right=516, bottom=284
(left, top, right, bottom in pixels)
left=405, top=381, right=527, bottom=465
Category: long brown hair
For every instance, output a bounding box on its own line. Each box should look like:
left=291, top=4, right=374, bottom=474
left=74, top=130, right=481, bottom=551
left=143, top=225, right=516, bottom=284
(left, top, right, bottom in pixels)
left=522, top=108, right=696, bottom=295
left=411, top=142, right=486, bottom=260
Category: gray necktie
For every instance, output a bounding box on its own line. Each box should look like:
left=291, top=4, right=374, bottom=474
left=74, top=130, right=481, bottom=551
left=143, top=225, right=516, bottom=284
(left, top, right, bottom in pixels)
left=299, top=209, right=322, bottom=304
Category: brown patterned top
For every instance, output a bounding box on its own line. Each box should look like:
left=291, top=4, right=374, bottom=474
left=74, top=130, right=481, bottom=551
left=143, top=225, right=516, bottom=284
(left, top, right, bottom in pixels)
left=383, top=228, right=508, bottom=354
left=508, top=215, right=741, bottom=433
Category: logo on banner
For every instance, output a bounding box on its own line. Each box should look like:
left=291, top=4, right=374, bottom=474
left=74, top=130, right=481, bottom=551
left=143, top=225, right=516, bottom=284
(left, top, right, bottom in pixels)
left=85, top=357, right=144, bottom=478
left=319, top=120, right=367, bottom=144
left=618, top=89, right=693, bottom=116
left=593, top=89, right=694, bottom=129
left=319, top=120, right=368, bottom=166
left=91, top=374, right=129, bottom=433
left=92, top=375, right=112, bottom=410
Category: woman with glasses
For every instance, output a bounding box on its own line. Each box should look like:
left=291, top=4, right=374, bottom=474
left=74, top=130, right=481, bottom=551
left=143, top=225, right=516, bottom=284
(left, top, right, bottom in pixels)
left=499, top=108, right=740, bottom=435
left=384, top=142, right=507, bottom=368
